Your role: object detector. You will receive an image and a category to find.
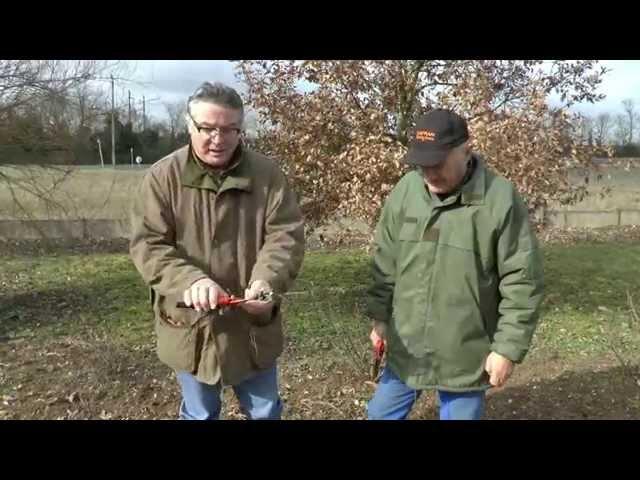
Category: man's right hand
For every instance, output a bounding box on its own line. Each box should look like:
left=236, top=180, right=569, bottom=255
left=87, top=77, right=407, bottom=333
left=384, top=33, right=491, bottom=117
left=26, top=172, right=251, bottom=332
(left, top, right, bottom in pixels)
left=370, top=321, right=387, bottom=348
left=183, top=278, right=225, bottom=313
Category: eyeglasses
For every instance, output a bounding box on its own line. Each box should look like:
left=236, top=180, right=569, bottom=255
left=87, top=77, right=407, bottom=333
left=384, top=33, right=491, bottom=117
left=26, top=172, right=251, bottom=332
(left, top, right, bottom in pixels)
left=188, top=110, right=242, bottom=138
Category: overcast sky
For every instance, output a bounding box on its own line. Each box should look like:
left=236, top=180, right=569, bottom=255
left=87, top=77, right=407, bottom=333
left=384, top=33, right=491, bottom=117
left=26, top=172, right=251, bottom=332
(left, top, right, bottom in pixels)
left=120, top=61, right=241, bottom=121
left=120, top=60, right=640, bottom=122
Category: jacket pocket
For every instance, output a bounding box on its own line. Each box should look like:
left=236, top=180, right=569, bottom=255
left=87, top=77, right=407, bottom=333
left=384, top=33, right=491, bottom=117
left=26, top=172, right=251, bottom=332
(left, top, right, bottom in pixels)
left=154, top=294, right=208, bottom=373
left=396, top=220, right=427, bottom=276
left=438, top=217, right=492, bottom=274
left=155, top=318, right=199, bottom=373
left=156, top=293, right=205, bottom=328
left=398, top=221, right=422, bottom=241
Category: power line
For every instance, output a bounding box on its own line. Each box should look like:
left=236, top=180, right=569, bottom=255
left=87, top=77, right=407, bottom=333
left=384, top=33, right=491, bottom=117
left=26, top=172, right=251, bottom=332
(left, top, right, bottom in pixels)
left=128, top=94, right=161, bottom=131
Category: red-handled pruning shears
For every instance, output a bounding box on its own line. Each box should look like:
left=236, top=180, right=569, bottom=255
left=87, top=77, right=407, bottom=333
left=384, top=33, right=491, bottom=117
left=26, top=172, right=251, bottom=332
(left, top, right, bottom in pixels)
left=370, top=338, right=385, bottom=382
left=176, top=291, right=274, bottom=310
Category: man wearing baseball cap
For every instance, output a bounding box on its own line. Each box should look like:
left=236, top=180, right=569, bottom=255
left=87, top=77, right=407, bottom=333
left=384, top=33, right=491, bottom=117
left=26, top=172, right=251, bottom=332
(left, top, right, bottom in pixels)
left=365, top=109, right=544, bottom=420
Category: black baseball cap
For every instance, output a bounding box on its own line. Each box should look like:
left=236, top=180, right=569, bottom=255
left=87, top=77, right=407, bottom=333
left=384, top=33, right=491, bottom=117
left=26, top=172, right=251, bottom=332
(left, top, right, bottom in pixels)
left=403, top=109, right=469, bottom=167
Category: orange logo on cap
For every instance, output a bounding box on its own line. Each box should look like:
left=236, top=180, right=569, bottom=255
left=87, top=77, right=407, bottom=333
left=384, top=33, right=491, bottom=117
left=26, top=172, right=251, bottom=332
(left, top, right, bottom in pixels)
left=416, top=130, right=436, bottom=142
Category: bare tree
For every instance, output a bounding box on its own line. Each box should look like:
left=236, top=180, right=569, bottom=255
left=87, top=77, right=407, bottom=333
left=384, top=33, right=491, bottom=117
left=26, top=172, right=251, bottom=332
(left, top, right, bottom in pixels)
left=0, top=61, right=124, bottom=154
left=70, top=82, right=109, bottom=133
left=615, top=113, right=632, bottom=146
left=577, top=114, right=594, bottom=145
left=594, top=112, right=612, bottom=146
left=0, top=60, right=128, bottom=224
left=0, top=61, right=96, bottom=115
left=621, top=98, right=638, bottom=144
left=164, top=100, right=187, bottom=141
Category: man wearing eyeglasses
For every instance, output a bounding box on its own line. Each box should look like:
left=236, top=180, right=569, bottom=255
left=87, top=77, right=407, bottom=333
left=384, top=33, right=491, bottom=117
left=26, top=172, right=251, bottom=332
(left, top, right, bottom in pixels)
left=130, top=82, right=305, bottom=420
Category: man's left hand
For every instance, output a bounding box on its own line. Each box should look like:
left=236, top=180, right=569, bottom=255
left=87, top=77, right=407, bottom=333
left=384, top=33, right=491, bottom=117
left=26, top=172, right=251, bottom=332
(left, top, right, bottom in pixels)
left=485, top=351, right=514, bottom=388
left=240, top=280, right=274, bottom=316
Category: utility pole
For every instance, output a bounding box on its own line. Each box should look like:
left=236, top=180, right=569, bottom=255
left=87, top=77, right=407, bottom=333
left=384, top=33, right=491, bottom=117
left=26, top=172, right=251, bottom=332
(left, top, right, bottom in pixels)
left=97, top=138, right=104, bottom=168
left=111, top=74, right=116, bottom=167
left=142, top=95, right=146, bottom=132
left=128, top=90, right=132, bottom=125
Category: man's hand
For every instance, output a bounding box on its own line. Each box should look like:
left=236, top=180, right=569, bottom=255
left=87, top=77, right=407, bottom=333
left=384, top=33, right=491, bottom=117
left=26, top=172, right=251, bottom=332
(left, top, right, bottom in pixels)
left=183, top=278, right=225, bottom=313
left=369, top=321, right=387, bottom=348
left=240, top=280, right=274, bottom=316
left=485, top=351, right=514, bottom=388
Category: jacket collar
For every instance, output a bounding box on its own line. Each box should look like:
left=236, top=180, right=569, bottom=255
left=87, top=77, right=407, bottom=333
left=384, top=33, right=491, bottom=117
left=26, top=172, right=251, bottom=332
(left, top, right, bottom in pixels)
left=424, top=154, right=486, bottom=208
left=460, top=154, right=486, bottom=206
left=181, top=143, right=252, bottom=193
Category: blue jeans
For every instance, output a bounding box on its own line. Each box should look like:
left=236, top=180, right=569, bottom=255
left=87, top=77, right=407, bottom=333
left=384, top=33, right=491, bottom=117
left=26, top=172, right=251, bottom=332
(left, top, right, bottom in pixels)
left=367, top=367, right=485, bottom=420
left=176, top=365, right=282, bottom=420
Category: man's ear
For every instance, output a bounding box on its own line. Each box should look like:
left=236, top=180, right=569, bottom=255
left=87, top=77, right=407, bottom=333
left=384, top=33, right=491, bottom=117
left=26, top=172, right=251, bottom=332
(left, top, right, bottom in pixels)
left=464, top=139, right=473, bottom=155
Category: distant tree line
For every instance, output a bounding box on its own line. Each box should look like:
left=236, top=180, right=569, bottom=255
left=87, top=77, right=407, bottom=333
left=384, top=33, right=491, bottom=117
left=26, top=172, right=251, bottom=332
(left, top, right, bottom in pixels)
left=0, top=60, right=190, bottom=167
left=574, top=98, right=640, bottom=157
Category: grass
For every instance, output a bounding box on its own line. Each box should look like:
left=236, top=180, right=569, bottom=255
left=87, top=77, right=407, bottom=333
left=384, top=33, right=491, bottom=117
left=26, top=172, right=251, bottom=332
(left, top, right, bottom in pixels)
left=534, top=243, right=640, bottom=357
left=2, top=243, right=639, bottom=362
left=1, top=242, right=639, bottom=420
left=0, top=165, right=146, bottom=220
left=0, top=253, right=149, bottom=343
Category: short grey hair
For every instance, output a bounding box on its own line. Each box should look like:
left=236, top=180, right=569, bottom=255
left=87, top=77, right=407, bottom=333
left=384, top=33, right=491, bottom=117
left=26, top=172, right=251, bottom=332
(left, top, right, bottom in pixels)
left=187, top=81, right=244, bottom=122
